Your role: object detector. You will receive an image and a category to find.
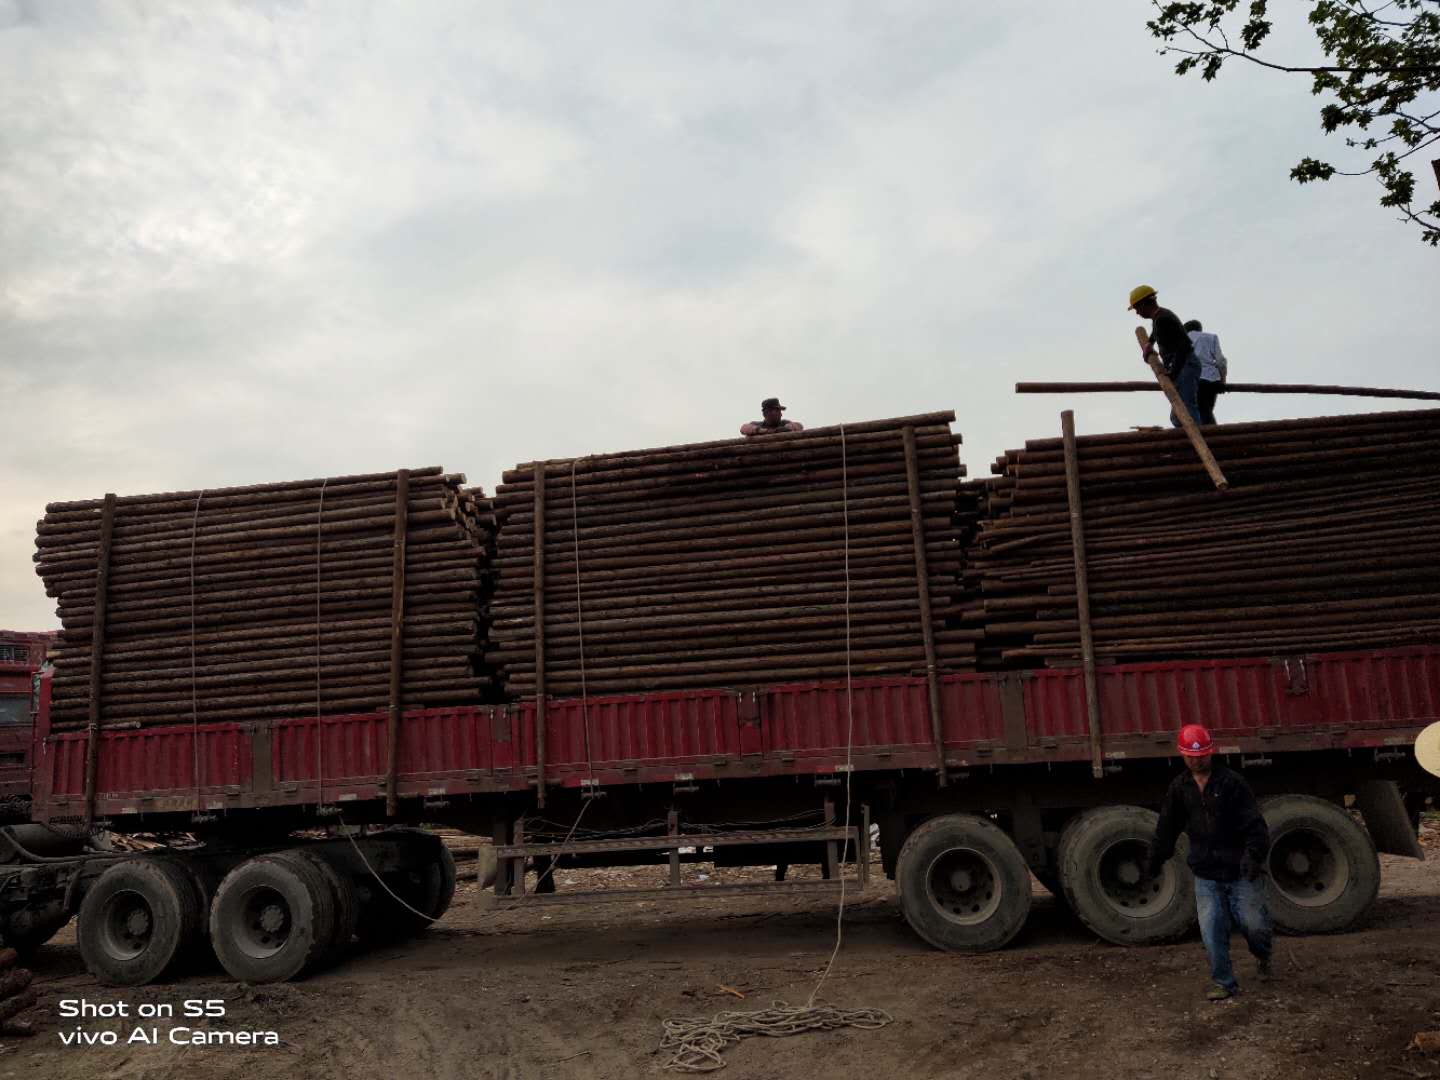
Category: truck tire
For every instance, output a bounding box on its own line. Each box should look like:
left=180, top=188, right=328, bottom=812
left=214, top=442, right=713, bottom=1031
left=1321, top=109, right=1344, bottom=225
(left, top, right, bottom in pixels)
left=77, top=858, right=206, bottom=985
left=1057, top=806, right=1196, bottom=945
left=356, top=834, right=456, bottom=942
left=895, top=813, right=1031, bottom=952
left=274, top=850, right=358, bottom=968
left=1262, top=795, right=1380, bottom=934
left=209, top=855, right=336, bottom=983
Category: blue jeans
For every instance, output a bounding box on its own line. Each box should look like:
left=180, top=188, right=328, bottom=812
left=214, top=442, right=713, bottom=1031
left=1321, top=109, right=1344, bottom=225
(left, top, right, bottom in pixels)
left=1169, top=358, right=1203, bottom=429
left=1194, top=876, right=1272, bottom=991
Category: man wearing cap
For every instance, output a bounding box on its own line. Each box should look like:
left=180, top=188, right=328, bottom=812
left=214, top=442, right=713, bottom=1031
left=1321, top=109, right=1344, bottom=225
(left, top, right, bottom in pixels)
left=1128, top=285, right=1203, bottom=428
left=740, top=398, right=804, bottom=437
left=1146, top=723, right=1273, bottom=1001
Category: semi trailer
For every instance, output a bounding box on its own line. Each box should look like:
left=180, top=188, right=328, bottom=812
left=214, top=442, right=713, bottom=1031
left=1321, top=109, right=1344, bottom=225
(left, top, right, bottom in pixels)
left=3, top=642, right=1436, bottom=983
left=12, top=408, right=1440, bottom=985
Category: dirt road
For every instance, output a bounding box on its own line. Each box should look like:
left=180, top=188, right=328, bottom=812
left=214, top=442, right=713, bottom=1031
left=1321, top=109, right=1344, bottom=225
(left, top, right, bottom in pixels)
left=12, top=838, right=1440, bottom=1080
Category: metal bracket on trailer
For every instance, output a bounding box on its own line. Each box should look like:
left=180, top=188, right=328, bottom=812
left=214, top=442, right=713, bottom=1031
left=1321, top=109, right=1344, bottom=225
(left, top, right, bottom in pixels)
left=491, top=800, right=871, bottom=906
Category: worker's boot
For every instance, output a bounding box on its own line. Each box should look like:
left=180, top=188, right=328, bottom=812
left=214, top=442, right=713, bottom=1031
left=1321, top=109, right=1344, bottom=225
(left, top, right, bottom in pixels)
left=1256, top=955, right=1274, bottom=980
left=1206, top=984, right=1234, bottom=1002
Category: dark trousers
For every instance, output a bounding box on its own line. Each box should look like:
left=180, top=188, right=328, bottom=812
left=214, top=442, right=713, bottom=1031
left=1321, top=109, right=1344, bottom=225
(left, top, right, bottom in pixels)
left=1195, top=876, right=1272, bottom=991
left=1198, top=379, right=1222, bottom=426
left=1169, top=359, right=1203, bottom=428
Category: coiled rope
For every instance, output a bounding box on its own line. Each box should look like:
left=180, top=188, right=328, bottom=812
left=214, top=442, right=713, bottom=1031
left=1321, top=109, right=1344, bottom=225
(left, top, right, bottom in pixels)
left=660, top=1002, right=892, bottom=1073
left=660, top=423, right=891, bottom=1071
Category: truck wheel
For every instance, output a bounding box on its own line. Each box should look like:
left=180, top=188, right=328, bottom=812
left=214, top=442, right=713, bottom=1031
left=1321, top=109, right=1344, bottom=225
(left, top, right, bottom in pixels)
left=209, top=855, right=336, bottom=983
left=354, top=839, right=453, bottom=942
left=274, top=850, right=358, bottom=967
left=1057, top=806, right=1196, bottom=945
left=358, top=840, right=457, bottom=941
left=895, top=813, right=1031, bottom=952
left=77, top=859, right=205, bottom=985
left=1262, top=795, right=1380, bottom=933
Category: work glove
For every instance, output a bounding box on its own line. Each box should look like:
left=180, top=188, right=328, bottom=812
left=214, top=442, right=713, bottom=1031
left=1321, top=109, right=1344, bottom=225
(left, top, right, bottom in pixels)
left=1239, top=853, right=1264, bottom=881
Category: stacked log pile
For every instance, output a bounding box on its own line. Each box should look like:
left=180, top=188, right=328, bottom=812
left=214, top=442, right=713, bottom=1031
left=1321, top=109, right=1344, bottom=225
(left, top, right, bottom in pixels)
left=487, top=413, right=972, bottom=696
left=954, top=408, right=1440, bottom=668
left=0, top=948, right=36, bottom=1038
left=34, top=468, right=495, bottom=731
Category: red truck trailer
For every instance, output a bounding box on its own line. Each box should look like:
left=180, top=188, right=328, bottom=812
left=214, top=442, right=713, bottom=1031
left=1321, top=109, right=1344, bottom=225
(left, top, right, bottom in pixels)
left=9, top=642, right=1437, bottom=983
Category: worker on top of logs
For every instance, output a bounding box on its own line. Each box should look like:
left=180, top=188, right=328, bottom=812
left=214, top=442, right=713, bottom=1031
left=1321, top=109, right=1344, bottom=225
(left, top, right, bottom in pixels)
left=740, top=397, right=804, bottom=437
left=1184, top=319, right=1228, bottom=426
left=1128, top=285, right=1202, bottom=429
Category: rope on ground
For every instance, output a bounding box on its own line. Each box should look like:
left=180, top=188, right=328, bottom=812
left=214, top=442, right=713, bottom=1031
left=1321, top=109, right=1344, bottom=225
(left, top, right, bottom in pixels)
left=660, top=1001, right=893, bottom=1073
left=660, top=423, right=892, bottom=1072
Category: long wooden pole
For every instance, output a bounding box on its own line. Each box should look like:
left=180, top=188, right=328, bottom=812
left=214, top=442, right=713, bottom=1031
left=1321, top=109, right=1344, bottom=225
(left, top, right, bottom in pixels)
left=902, top=427, right=948, bottom=787
left=1134, top=328, right=1230, bottom=491
left=385, top=469, right=409, bottom=818
left=83, top=493, right=117, bottom=829
left=532, top=464, right=548, bottom=809
left=1061, top=416, right=1105, bottom=780
left=1017, top=381, right=1440, bottom=401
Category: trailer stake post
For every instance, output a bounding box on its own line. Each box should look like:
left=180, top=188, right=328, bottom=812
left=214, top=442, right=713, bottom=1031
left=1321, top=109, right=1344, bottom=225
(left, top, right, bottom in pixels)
left=83, top=493, right=116, bottom=830
left=532, top=464, right=548, bottom=809
left=385, top=469, right=409, bottom=817
left=902, top=426, right=948, bottom=786
left=1061, top=414, right=1105, bottom=780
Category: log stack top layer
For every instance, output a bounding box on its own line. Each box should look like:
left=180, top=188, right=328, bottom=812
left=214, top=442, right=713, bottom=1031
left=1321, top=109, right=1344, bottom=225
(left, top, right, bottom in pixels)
left=487, top=412, right=971, bottom=697
left=953, top=407, right=1440, bottom=669
left=35, top=468, right=496, bottom=732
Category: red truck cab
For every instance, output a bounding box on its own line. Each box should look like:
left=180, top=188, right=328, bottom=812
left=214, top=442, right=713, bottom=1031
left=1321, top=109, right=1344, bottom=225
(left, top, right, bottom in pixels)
left=0, top=631, right=55, bottom=812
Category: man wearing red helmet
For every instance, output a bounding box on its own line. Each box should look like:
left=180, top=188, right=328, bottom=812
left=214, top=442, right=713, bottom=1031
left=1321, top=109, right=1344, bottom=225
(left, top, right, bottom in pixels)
left=1146, top=723, right=1273, bottom=1001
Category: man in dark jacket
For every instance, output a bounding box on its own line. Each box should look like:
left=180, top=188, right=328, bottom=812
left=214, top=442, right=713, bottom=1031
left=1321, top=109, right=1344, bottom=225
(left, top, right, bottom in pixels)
left=1146, top=723, right=1273, bottom=1000
left=1129, top=285, right=1202, bottom=428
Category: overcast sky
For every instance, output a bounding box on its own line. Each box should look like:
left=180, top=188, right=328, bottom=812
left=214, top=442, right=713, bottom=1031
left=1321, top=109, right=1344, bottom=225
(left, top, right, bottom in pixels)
left=2, top=1, right=1435, bottom=629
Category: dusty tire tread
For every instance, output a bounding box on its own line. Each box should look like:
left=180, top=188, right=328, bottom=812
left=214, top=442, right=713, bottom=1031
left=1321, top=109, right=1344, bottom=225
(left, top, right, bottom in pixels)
left=1057, top=805, right=1196, bottom=946
left=895, top=813, right=1031, bottom=953
left=77, top=858, right=204, bottom=986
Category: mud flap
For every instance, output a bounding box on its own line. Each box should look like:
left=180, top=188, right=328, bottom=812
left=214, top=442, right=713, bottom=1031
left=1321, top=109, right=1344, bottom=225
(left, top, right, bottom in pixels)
left=1355, top=779, right=1424, bottom=860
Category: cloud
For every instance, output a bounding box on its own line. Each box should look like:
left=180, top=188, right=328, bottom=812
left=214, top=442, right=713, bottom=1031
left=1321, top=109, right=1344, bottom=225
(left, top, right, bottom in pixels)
left=2, top=0, right=1436, bottom=628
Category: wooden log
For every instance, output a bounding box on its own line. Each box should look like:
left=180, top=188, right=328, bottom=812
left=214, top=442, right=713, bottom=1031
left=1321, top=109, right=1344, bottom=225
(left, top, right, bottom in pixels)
left=1016, top=381, right=1440, bottom=401
left=45, top=467, right=449, bottom=513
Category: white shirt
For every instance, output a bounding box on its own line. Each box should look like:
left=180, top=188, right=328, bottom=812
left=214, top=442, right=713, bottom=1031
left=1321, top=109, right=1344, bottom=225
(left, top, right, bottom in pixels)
left=1188, top=330, right=1228, bottom=383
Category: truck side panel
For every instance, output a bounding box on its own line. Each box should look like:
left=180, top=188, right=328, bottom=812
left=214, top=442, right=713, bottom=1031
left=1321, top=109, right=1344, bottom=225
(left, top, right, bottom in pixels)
left=32, top=645, right=1440, bottom=824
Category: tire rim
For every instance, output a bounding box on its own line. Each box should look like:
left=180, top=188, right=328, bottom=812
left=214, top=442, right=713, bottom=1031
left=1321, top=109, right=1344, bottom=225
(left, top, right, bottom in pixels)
left=99, top=888, right=155, bottom=961
left=1094, top=837, right=1177, bottom=919
left=925, top=847, right=1003, bottom=926
left=1268, top=826, right=1348, bottom=908
left=234, top=885, right=294, bottom=959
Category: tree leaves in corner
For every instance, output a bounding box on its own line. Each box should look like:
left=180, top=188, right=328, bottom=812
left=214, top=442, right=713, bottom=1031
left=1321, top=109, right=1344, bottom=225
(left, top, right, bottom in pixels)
left=1148, top=0, right=1440, bottom=246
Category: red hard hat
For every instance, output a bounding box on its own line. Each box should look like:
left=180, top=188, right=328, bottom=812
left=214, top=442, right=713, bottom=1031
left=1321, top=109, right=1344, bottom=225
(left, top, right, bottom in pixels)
left=1177, top=724, right=1213, bottom=757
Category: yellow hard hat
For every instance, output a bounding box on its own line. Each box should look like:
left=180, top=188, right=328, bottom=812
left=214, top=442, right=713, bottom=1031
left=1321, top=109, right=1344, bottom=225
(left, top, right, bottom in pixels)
left=1128, top=284, right=1157, bottom=310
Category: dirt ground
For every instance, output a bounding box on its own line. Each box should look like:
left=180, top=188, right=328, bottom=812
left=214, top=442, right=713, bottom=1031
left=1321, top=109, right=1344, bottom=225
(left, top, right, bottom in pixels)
left=10, top=823, right=1440, bottom=1080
